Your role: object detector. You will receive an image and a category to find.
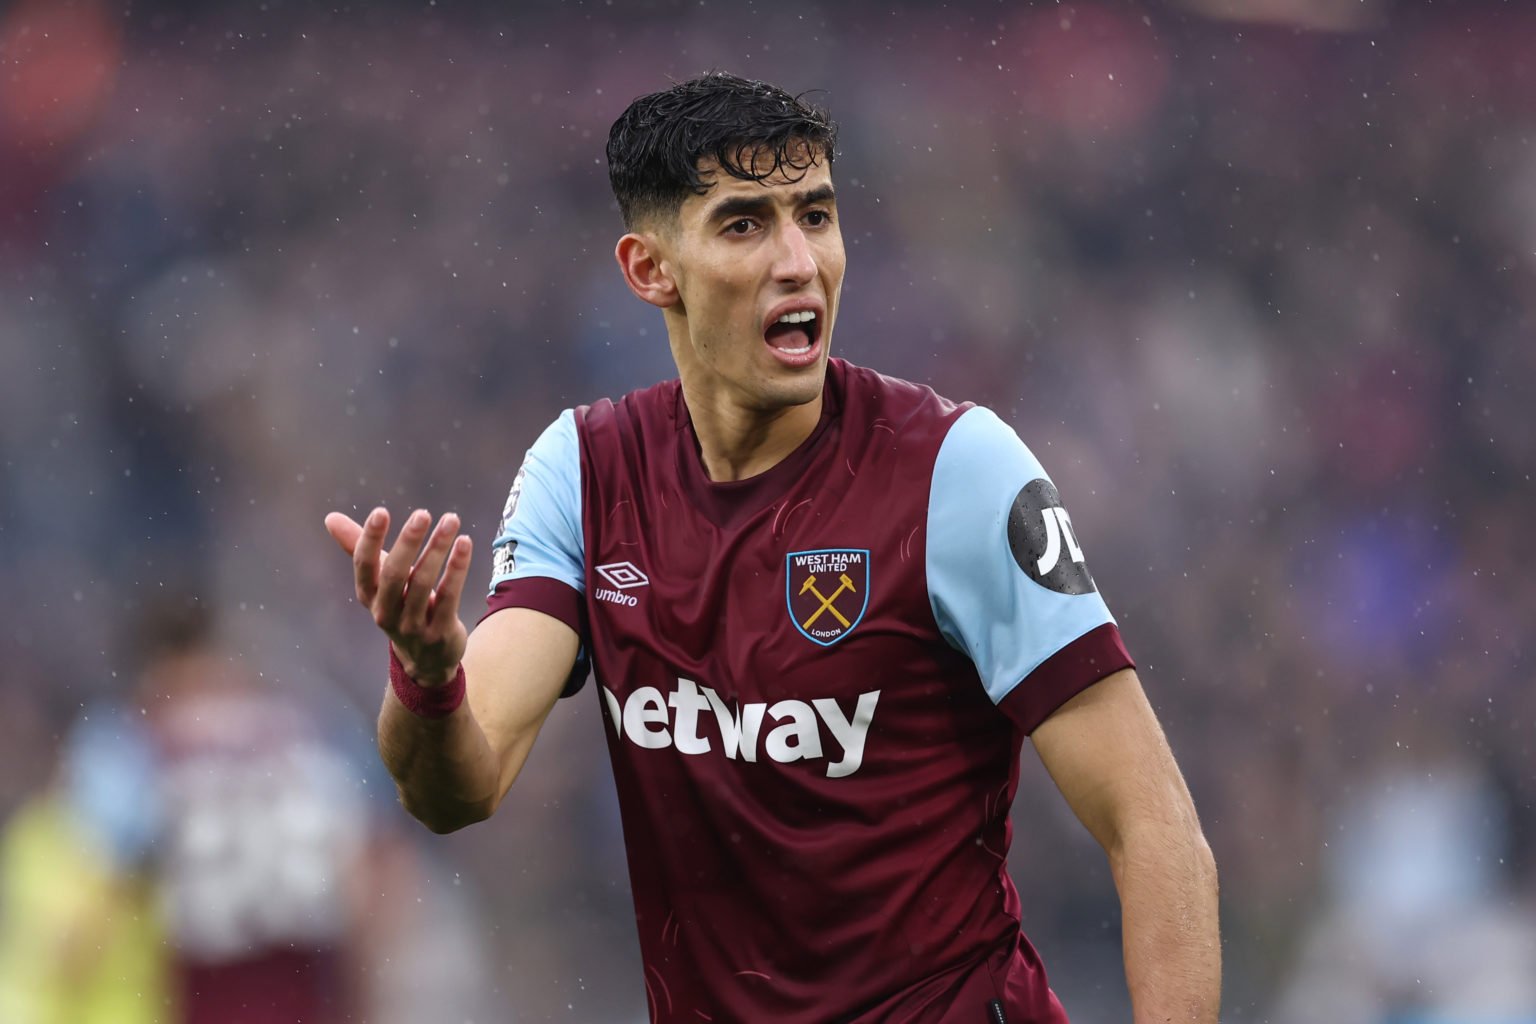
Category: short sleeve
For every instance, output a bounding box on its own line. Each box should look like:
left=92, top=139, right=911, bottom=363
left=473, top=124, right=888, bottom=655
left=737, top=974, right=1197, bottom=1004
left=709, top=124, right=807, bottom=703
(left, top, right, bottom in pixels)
left=926, top=407, right=1133, bottom=733
left=62, top=705, right=161, bottom=869
left=483, top=409, right=586, bottom=639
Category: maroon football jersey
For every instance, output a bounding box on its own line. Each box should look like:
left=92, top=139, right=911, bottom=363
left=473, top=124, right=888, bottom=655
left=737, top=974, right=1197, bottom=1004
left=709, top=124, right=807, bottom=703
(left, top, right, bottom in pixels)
left=486, top=359, right=1132, bottom=1023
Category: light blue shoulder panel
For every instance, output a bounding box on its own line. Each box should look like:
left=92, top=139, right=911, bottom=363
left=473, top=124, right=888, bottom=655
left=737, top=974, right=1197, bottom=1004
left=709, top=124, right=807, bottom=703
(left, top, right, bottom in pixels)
left=926, top=406, right=1117, bottom=706
left=488, top=409, right=585, bottom=594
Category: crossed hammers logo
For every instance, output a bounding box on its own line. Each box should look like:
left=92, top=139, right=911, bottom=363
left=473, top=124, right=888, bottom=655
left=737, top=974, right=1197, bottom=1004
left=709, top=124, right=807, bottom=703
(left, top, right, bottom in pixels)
left=799, top=572, right=857, bottom=629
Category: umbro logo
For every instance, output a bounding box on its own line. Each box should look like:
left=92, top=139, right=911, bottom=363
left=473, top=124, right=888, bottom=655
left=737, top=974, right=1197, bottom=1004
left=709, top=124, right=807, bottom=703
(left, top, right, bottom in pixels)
left=595, top=561, right=648, bottom=607
left=596, top=562, right=649, bottom=589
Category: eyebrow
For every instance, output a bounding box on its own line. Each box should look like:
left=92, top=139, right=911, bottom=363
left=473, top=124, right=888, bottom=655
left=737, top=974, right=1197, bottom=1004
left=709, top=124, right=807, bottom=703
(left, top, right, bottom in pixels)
left=704, top=184, right=837, bottom=224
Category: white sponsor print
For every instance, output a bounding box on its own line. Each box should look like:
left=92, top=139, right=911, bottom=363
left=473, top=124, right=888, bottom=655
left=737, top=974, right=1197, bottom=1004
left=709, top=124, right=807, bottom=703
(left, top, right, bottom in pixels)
left=1034, top=506, right=1086, bottom=576
left=500, top=464, right=528, bottom=530
left=492, top=540, right=517, bottom=579
left=601, top=677, right=881, bottom=779
left=491, top=466, right=528, bottom=583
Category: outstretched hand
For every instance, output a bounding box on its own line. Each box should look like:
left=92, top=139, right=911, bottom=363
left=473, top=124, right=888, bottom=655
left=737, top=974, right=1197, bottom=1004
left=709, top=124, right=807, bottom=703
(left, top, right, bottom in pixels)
left=325, top=507, right=473, bottom=686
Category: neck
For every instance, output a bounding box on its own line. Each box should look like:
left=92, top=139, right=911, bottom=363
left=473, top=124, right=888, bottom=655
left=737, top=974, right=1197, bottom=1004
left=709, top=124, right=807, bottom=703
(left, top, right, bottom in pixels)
left=681, top=379, right=824, bottom=482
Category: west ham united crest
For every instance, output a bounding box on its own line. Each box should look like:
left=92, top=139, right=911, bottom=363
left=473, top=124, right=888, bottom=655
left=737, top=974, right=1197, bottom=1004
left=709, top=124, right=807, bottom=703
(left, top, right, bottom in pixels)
left=786, top=548, right=870, bottom=647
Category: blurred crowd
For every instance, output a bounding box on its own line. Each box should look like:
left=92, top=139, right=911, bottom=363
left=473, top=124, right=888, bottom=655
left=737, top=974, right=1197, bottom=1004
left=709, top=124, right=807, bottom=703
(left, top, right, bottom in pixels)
left=1, top=0, right=1533, bottom=1021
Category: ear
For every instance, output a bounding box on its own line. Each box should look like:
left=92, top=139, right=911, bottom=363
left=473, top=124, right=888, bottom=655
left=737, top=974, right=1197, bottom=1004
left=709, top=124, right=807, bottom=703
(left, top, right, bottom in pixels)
left=615, top=232, right=679, bottom=309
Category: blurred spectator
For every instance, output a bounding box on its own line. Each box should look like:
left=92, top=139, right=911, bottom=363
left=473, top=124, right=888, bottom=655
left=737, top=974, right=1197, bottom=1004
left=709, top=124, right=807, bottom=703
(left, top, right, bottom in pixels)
left=1270, top=726, right=1536, bottom=1023
left=0, top=719, right=167, bottom=1024
left=57, top=595, right=383, bottom=1023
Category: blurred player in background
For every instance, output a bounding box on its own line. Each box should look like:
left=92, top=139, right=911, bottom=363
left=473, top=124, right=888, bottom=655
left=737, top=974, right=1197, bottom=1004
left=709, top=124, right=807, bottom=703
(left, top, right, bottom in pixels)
left=59, top=597, right=387, bottom=1024
left=327, top=72, right=1220, bottom=1022
left=0, top=716, right=166, bottom=1024
left=136, top=601, right=373, bottom=1024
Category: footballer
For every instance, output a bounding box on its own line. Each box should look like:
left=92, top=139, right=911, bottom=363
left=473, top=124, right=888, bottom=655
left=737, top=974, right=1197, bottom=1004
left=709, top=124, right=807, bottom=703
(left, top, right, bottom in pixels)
left=326, top=73, right=1220, bottom=1023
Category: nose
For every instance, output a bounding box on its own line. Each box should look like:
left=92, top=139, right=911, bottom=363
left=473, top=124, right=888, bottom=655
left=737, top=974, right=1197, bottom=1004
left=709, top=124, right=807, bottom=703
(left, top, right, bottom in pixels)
left=772, top=221, right=817, bottom=288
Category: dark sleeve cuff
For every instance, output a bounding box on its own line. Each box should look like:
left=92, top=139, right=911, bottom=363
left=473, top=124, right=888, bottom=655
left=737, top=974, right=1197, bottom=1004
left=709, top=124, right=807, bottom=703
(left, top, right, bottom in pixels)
left=480, top=576, right=584, bottom=634
left=997, top=623, right=1135, bottom=734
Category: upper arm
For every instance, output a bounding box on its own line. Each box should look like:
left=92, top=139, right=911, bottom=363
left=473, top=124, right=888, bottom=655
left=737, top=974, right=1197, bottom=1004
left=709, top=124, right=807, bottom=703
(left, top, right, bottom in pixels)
left=1030, top=668, right=1203, bottom=854
left=926, top=406, right=1131, bottom=731
left=469, top=409, right=589, bottom=800
left=461, top=606, right=581, bottom=802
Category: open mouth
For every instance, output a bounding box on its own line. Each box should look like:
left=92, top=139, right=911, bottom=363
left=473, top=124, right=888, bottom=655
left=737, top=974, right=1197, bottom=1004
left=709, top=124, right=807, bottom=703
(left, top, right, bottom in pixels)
left=764, top=309, right=823, bottom=364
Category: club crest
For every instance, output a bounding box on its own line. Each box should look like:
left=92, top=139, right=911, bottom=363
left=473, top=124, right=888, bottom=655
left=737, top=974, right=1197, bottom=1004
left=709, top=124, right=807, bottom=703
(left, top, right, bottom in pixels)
left=786, top=548, right=870, bottom=647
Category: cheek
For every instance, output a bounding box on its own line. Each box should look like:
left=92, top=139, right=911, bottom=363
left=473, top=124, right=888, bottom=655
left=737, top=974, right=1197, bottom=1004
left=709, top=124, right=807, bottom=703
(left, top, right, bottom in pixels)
left=818, top=237, right=847, bottom=281
left=688, top=259, right=743, bottom=309
left=697, top=272, right=754, bottom=329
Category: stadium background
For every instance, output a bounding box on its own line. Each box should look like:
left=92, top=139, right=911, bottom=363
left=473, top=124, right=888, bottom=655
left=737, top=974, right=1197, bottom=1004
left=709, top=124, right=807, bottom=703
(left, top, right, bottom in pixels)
left=2, top=0, right=1533, bottom=1020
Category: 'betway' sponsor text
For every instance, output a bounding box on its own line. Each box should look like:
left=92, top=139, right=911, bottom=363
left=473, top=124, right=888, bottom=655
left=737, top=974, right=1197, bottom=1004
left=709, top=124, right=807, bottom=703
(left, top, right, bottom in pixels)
left=601, top=678, right=880, bottom=779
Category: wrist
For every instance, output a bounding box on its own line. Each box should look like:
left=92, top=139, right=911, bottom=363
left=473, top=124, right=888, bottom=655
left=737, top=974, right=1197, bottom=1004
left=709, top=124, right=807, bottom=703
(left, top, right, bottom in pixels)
left=388, top=645, right=466, bottom=718
left=391, top=643, right=457, bottom=688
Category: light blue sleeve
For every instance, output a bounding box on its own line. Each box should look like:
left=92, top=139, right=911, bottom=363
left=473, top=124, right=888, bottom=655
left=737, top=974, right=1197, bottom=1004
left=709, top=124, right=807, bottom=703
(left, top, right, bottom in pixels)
left=487, top=409, right=585, bottom=594
left=63, top=704, right=161, bottom=870
left=926, top=406, right=1117, bottom=706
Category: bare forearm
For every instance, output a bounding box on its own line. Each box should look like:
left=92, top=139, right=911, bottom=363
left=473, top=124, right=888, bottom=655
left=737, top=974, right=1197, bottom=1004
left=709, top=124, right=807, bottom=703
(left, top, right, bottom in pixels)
left=327, top=510, right=574, bottom=834
left=377, top=690, right=501, bottom=834
left=1110, top=826, right=1221, bottom=1023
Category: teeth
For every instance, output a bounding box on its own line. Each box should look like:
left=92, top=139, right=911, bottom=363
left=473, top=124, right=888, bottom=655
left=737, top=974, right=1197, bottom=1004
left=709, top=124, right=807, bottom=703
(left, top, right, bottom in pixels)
left=778, top=345, right=812, bottom=355
left=776, top=310, right=817, bottom=324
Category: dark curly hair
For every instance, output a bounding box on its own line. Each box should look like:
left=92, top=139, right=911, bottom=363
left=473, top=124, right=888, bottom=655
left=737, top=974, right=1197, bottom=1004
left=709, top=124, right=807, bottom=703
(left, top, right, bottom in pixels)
left=606, top=72, right=838, bottom=229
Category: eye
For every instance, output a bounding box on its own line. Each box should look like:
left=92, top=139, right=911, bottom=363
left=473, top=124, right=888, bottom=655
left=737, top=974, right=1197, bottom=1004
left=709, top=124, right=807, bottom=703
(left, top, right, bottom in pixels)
left=725, top=218, right=756, bottom=235
left=803, top=209, right=832, bottom=227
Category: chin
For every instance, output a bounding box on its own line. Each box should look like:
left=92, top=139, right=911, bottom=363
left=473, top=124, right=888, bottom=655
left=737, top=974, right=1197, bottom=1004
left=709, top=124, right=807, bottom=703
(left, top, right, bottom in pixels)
left=760, top=365, right=827, bottom=410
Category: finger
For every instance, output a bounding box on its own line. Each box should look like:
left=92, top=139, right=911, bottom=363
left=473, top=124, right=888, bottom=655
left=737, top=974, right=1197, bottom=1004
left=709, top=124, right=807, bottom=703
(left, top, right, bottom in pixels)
left=352, top=507, right=390, bottom=606
left=401, top=513, right=461, bottom=630
left=375, top=508, right=431, bottom=627
left=324, top=512, right=364, bottom=556
left=429, top=534, right=474, bottom=629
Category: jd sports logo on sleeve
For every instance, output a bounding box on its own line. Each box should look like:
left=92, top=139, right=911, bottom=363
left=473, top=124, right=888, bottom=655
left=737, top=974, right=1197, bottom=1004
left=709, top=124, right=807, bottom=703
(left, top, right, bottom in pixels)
left=1007, top=479, right=1096, bottom=595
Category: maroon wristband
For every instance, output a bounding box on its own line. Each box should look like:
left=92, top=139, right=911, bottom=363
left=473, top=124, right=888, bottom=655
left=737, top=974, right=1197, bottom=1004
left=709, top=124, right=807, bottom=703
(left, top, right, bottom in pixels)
left=388, top=646, right=466, bottom=719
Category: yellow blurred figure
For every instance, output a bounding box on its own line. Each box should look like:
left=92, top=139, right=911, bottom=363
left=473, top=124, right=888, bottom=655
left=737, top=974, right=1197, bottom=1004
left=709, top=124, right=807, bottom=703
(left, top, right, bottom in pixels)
left=0, top=793, right=169, bottom=1024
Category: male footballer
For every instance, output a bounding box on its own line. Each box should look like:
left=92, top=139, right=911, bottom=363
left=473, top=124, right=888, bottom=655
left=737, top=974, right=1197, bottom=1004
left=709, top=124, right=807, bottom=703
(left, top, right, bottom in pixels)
left=326, top=73, right=1220, bottom=1023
